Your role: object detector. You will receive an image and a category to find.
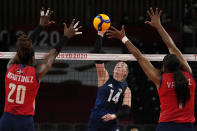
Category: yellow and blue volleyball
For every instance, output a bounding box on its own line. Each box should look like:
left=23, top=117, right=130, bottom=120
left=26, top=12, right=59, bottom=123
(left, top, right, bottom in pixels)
left=93, top=14, right=111, bottom=31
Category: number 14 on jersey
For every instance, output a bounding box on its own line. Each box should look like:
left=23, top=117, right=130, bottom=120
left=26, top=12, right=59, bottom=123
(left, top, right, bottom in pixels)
left=107, top=89, right=122, bottom=104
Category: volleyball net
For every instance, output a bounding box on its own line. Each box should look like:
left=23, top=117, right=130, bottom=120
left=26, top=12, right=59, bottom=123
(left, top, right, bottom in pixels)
left=0, top=52, right=197, bottom=124
left=1, top=52, right=197, bottom=61
left=1, top=51, right=196, bottom=85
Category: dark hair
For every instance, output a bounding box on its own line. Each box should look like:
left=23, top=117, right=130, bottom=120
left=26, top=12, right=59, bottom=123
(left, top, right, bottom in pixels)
left=16, top=34, right=34, bottom=65
left=163, top=54, right=190, bottom=107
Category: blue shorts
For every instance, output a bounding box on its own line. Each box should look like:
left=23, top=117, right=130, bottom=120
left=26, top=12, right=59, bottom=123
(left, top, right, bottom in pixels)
left=88, top=114, right=119, bottom=131
left=0, top=112, right=34, bottom=131
left=156, top=122, right=194, bottom=131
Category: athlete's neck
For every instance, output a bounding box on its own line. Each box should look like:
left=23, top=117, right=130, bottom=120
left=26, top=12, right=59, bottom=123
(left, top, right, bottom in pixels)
left=113, top=75, right=123, bottom=82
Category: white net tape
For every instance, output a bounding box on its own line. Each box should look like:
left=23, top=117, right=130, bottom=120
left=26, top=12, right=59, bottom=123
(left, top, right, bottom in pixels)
left=0, top=52, right=197, bottom=61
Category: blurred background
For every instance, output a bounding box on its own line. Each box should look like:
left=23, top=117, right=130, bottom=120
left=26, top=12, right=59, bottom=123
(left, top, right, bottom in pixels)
left=0, top=0, right=197, bottom=131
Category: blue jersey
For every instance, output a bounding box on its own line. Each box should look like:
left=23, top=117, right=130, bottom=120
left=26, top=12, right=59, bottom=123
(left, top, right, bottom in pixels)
left=91, top=76, right=127, bottom=119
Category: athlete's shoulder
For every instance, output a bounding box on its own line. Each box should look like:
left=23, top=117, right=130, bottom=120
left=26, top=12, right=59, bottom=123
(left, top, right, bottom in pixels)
left=161, top=73, right=173, bottom=80
left=24, top=65, right=36, bottom=69
left=183, top=71, right=193, bottom=77
left=7, top=64, right=18, bottom=69
left=106, top=76, right=113, bottom=82
left=23, top=65, right=36, bottom=72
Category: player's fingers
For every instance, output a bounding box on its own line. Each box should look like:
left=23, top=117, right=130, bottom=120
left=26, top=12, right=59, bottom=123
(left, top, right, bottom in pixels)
left=70, top=19, right=75, bottom=28
left=150, top=7, right=155, bottom=15
left=106, top=30, right=114, bottom=33
left=45, top=8, right=50, bottom=16
left=77, top=26, right=83, bottom=30
left=155, top=8, right=159, bottom=15
left=75, top=26, right=82, bottom=31
left=106, top=114, right=110, bottom=117
left=73, top=21, right=80, bottom=29
left=144, top=21, right=151, bottom=25
left=107, top=35, right=114, bottom=39
left=40, top=8, right=45, bottom=16
left=75, top=32, right=82, bottom=35
left=63, top=22, right=68, bottom=30
left=105, top=32, right=113, bottom=36
left=48, top=21, right=55, bottom=25
left=159, top=10, right=163, bottom=16
left=111, top=26, right=118, bottom=31
left=48, top=11, right=54, bottom=18
left=105, top=117, right=110, bottom=122
left=102, top=115, right=107, bottom=120
left=147, top=10, right=152, bottom=18
left=106, top=32, right=114, bottom=36
left=121, top=25, right=125, bottom=32
left=101, top=115, right=106, bottom=119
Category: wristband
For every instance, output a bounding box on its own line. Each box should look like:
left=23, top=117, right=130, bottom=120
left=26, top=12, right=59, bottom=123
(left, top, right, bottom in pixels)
left=121, top=36, right=129, bottom=44
left=54, top=36, right=68, bottom=53
left=93, top=35, right=103, bottom=53
left=115, top=105, right=130, bottom=118
left=95, top=60, right=104, bottom=64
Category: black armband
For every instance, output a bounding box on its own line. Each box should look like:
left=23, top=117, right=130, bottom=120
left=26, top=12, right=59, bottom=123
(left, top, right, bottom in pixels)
left=95, top=60, right=104, bottom=64
left=93, top=35, right=104, bottom=64
left=29, top=25, right=43, bottom=43
left=116, top=105, right=130, bottom=118
left=92, top=35, right=103, bottom=53
left=54, top=36, right=69, bottom=53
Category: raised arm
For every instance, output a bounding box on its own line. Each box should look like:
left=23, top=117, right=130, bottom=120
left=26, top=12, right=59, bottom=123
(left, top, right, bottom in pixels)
left=7, top=8, right=55, bottom=69
left=122, top=87, right=131, bottom=107
left=96, top=63, right=109, bottom=87
left=94, top=32, right=109, bottom=87
left=36, top=19, right=82, bottom=81
left=7, top=54, right=19, bottom=69
left=106, top=26, right=161, bottom=88
left=145, top=8, right=192, bottom=74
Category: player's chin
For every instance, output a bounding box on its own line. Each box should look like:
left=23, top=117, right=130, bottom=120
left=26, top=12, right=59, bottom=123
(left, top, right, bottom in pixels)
left=114, top=71, right=120, bottom=76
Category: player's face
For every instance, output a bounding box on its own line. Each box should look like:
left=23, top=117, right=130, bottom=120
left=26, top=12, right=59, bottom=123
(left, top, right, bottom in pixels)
left=113, top=62, right=128, bottom=81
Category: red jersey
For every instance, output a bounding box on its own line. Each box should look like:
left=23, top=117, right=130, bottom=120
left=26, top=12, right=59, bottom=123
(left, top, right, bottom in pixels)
left=4, top=64, right=40, bottom=116
left=158, top=72, right=196, bottom=123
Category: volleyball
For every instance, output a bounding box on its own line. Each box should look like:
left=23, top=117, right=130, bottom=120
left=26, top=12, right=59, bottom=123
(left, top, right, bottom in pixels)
left=93, top=14, right=111, bottom=31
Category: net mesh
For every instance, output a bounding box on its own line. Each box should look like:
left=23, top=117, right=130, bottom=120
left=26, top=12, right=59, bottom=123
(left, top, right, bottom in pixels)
left=34, top=57, right=197, bottom=124
left=39, top=60, right=117, bottom=85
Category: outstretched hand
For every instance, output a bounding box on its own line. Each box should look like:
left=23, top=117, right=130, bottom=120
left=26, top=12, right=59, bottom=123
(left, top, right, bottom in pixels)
left=63, top=19, right=82, bottom=38
left=101, top=113, right=117, bottom=122
left=40, top=8, right=55, bottom=27
left=145, top=8, right=162, bottom=28
left=106, top=25, right=125, bottom=40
